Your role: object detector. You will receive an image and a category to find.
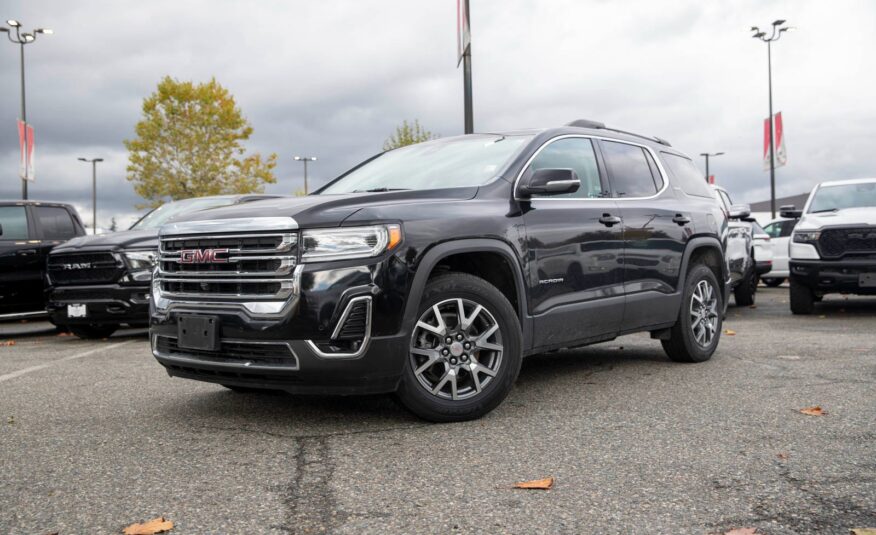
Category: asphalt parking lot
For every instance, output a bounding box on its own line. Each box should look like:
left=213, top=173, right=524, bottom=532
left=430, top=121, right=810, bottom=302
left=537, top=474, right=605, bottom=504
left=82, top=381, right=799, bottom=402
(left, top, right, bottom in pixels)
left=1, top=286, right=874, bottom=535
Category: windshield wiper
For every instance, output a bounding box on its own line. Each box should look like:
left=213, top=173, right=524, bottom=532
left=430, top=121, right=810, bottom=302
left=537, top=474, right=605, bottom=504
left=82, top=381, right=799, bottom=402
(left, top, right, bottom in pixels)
left=352, top=187, right=410, bottom=193
left=810, top=208, right=839, bottom=214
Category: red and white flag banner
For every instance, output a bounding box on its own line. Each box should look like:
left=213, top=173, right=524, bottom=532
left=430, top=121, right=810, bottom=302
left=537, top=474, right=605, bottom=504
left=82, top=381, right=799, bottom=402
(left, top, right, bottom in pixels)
left=457, top=0, right=471, bottom=66
left=763, top=113, right=788, bottom=171
left=18, top=119, right=35, bottom=181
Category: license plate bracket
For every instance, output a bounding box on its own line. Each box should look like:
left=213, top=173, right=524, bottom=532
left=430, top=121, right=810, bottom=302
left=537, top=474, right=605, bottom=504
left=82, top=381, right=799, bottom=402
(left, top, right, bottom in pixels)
left=860, top=273, right=876, bottom=288
left=178, top=315, right=220, bottom=351
left=67, top=304, right=87, bottom=318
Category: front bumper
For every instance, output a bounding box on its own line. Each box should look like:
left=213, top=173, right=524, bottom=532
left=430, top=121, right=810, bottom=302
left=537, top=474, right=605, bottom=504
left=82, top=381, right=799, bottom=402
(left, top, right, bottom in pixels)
left=48, top=284, right=151, bottom=326
left=789, top=258, right=876, bottom=295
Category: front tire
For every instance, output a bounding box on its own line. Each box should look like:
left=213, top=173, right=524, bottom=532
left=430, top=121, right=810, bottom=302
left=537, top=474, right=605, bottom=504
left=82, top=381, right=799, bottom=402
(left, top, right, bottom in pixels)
left=789, top=279, right=816, bottom=315
left=396, top=273, right=523, bottom=422
left=69, top=324, right=118, bottom=339
left=662, top=264, right=723, bottom=363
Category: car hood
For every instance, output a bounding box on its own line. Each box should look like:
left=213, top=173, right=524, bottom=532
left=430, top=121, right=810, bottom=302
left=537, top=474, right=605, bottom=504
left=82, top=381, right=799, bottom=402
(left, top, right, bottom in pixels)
left=51, top=228, right=158, bottom=254
left=796, top=207, right=876, bottom=230
left=161, top=187, right=480, bottom=229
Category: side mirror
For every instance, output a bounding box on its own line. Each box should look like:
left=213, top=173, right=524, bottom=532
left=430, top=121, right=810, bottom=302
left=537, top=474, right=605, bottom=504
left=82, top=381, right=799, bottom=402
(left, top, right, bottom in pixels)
left=0, top=223, right=3, bottom=236
left=518, top=168, right=580, bottom=198
left=779, top=204, right=802, bottom=219
left=727, top=204, right=751, bottom=220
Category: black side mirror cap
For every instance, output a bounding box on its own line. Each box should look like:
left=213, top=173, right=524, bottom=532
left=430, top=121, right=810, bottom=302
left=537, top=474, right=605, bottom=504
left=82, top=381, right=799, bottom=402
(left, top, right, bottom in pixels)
left=779, top=204, right=802, bottom=219
left=518, top=168, right=581, bottom=198
left=728, top=204, right=751, bottom=220
left=0, top=223, right=3, bottom=236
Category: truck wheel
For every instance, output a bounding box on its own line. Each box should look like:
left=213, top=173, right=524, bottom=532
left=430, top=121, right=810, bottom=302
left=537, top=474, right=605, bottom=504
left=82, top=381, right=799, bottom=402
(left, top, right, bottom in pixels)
left=789, top=279, right=816, bottom=315
left=733, top=267, right=757, bottom=307
left=69, top=325, right=118, bottom=339
left=662, top=264, right=722, bottom=363
left=763, top=277, right=784, bottom=288
left=397, top=272, right=522, bottom=422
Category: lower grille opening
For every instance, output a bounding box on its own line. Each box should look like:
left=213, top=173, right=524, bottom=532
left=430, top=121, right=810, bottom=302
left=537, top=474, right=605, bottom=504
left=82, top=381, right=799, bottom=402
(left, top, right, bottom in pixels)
left=156, top=336, right=299, bottom=369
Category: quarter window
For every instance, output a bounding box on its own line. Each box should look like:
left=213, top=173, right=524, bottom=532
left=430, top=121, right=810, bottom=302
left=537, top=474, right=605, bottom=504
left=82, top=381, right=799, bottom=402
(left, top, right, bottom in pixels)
left=660, top=152, right=714, bottom=198
left=528, top=137, right=603, bottom=199
left=35, top=206, right=77, bottom=240
left=601, top=140, right=661, bottom=197
left=0, top=206, right=29, bottom=240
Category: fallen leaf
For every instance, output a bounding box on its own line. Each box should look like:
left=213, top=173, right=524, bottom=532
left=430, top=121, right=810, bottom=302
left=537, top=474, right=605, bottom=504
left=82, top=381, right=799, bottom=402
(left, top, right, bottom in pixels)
left=799, top=406, right=826, bottom=416
left=57, top=331, right=73, bottom=337
left=724, top=329, right=736, bottom=336
left=7, top=416, right=14, bottom=425
left=122, top=517, right=174, bottom=535
left=851, top=529, right=876, bottom=535
left=724, top=529, right=759, bottom=535
left=818, top=315, right=826, bottom=319
left=2, top=340, right=15, bottom=346
left=514, top=477, right=554, bottom=490
left=777, top=355, right=801, bottom=360
left=777, top=452, right=789, bottom=460
left=749, top=304, right=757, bottom=309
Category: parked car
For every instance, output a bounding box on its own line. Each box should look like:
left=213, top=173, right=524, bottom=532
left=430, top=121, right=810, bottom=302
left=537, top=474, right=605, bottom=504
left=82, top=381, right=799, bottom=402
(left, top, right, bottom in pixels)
left=781, top=177, right=876, bottom=314
left=46, top=194, right=283, bottom=338
left=750, top=220, right=774, bottom=280
left=0, top=200, right=86, bottom=319
left=760, top=218, right=795, bottom=287
left=148, top=120, right=730, bottom=422
left=712, top=186, right=757, bottom=306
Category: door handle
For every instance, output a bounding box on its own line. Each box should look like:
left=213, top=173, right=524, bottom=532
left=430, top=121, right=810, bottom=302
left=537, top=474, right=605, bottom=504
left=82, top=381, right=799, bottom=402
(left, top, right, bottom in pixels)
left=672, top=214, right=691, bottom=226
left=599, top=213, right=621, bottom=227
left=17, top=249, right=38, bottom=256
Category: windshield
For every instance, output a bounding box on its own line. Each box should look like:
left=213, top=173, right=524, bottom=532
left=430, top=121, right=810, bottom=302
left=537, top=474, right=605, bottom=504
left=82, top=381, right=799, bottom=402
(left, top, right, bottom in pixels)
left=808, top=182, right=876, bottom=213
left=131, top=197, right=239, bottom=230
left=320, top=134, right=532, bottom=194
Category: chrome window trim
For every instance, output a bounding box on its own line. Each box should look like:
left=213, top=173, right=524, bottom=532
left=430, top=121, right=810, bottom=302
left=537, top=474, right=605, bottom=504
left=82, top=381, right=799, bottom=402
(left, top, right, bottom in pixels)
left=159, top=217, right=299, bottom=237
left=151, top=334, right=300, bottom=371
left=512, top=134, right=671, bottom=202
left=306, top=296, right=373, bottom=360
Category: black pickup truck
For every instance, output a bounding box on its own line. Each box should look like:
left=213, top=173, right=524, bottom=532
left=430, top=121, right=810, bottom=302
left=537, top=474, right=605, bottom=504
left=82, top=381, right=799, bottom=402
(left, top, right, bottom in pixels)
left=1, top=200, right=86, bottom=320
left=150, top=120, right=730, bottom=421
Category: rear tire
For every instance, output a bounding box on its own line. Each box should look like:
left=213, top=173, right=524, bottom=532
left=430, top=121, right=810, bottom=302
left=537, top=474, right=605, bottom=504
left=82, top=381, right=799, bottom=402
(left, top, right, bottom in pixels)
left=662, top=264, right=723, bottom=363
left=789, top=279, right=816, bottom=315
left=763, top=277, right=784, bottom=288
left=396, top=272, right=523, bottom=422
left=733, top=267, right=757, bottom=307
left=69, top=324, right=118, bottom=339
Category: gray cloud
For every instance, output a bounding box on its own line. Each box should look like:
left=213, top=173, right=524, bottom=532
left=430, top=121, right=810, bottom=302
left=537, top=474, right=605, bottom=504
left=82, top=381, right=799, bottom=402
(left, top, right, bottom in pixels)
left=1, top=0, right=874, bottom=228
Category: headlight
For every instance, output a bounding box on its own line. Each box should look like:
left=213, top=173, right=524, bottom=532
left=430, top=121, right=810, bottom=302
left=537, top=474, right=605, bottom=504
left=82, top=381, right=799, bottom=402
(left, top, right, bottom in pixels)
left=124, top=250, right=158, bottom=281
left=301, top=224, right=402, bottom=262
left=793, top=230, right=821, bottom=243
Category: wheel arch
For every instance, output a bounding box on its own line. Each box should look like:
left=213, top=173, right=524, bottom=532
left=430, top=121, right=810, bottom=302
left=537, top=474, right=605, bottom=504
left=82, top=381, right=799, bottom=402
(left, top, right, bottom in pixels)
left=679, top=237, right=727, bottom=296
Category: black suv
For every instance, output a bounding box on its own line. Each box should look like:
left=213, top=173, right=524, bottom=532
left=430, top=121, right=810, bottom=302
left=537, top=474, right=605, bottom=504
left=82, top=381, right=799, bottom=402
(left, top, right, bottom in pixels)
left=47, top=195, right=283, bottom=338
left=150, top=121, right=729, bottom=421
left=1, top=200, right=86, bottom=319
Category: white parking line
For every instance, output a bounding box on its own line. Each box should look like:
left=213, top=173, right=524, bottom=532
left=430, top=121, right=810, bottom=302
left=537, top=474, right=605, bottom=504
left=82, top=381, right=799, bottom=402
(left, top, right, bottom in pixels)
left=0, top=340, right=133, bottom=383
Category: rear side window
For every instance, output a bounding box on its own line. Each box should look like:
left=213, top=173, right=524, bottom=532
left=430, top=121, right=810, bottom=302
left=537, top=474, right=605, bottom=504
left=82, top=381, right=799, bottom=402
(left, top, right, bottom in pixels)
left=35, top=206, right=77, bottom=240
left=601, top=140, right=661, bottom=197
left=660, top=152, right=714, bottom=198
left=528, top=137, right=604, bottom=199
left=763, top=222, right=782, bottom=238
left=0, top=206, right=29, bottom=240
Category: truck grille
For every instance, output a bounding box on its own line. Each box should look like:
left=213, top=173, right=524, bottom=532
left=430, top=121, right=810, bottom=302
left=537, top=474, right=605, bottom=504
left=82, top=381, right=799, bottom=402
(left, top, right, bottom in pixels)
left=154, top=335, right=299, bottom=369
left=157, top=232, right=298, bottom=300
left=47, top=252, right=124, bottom=285
left=818, top=227, right=876, bottom=258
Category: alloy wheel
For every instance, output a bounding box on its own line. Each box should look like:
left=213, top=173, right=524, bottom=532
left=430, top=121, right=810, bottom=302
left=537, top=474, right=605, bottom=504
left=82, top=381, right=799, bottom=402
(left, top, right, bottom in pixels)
left=410, top=298, right=504, bottom=401
left=689, top=280, right=719, bottom=347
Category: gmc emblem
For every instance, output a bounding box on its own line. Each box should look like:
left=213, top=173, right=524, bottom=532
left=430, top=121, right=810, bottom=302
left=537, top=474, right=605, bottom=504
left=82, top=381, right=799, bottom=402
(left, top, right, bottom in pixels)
left=179, top=248, right=229, bottom=264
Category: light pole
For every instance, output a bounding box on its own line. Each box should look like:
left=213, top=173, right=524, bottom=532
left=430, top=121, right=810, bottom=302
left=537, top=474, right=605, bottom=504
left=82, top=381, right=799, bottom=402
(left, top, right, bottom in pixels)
left=751, top=20, right=792, bottom=219
left=2, top=20, right=53, bottom=200
left=700, top=152, right=724, bottom=183
left=78, top=157, right=103, bottom=234
left=293, top=156, right=317, bottom=194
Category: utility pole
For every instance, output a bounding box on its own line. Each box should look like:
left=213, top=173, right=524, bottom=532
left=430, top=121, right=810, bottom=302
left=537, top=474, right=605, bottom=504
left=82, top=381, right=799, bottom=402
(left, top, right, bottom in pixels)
left=2, top=21, right=53, bottom=200
left=700, top=152, right=724, bottom=183
left=293, top=156, right=317, bottom=194
left=78, top=157, right=103, bottom=233
left=458, top=0, right=473, bottom=134
left=751, top=20, right=792, bottom=219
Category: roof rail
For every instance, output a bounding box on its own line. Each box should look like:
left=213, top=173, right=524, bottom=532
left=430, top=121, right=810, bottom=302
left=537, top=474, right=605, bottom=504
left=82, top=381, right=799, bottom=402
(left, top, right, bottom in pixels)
left=564, top=119, right=672, bottom=147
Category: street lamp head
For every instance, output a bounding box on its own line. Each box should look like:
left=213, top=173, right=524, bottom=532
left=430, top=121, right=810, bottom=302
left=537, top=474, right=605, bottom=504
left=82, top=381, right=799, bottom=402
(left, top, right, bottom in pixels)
left=35, top=28, right=53, bottom=35
left=780, top=26, right=796, bottom=33
left=716, top=152, right=725, bottom=156
left=94, top=158, right=104, bottom=162
left=6, top=19, right=21, bottom=27
left=78, top=157, right=88, bottom=162
left=753, top=31, right=766, bottom=39
left=22, top=33, right=34, bottom=42
left=750, top=26, right=759, bottom=32
left=772, top=19, right=786, bottom=26
left=0, top=27, right=7, bottom=33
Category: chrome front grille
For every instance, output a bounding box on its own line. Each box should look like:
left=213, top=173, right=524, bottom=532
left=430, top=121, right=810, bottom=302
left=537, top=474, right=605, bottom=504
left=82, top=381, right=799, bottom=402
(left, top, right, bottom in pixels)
left=155, top=218, right=301, bottom=310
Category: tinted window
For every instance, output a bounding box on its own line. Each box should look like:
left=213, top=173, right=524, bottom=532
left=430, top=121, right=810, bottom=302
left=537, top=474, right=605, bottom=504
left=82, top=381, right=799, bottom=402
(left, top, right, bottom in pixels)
left=601, top=141, right=660, bottom=197
left=660, top=152, right=714, bottom=198
left=528, top=137, right=603, bottom=199
left=763, top=222, right=782, bottom=238
left=36, top=206, right=77, bottom=240
left=807, top=182, right=876, bottom=213
left=0, top=206, right=28, bottom=240
left=780, top=220, right=796, bottom=237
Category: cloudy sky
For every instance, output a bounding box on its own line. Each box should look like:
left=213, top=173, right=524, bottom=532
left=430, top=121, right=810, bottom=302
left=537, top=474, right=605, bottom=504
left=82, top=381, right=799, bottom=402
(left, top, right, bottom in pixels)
left=2, top=0, right=874, bottom=228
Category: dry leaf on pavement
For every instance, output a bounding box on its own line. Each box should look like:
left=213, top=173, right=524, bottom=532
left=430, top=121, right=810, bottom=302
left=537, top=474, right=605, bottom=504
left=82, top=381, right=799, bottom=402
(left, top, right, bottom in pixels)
left=724, top=329, right=736, bottom=336
left=724, top=528, right=759, bottom=535
left=799, top=406, right=826, bottom=416
left=514, top=477, right=554, bottom=490
left=777, top=452, right=789, bottom=460
left=2, top=340, right=15, bottom=346
left=851, top=529, right=876, bottom=535
left=122, top=517, right=174, bottom=535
